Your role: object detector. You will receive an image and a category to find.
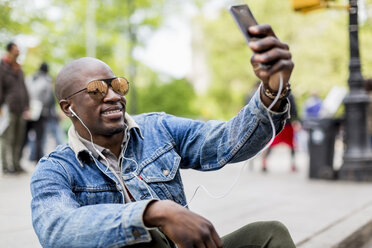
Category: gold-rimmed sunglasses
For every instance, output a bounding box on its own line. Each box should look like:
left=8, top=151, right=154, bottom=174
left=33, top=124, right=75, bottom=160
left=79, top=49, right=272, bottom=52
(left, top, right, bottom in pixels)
left=64, top=77, right=129, bottom=100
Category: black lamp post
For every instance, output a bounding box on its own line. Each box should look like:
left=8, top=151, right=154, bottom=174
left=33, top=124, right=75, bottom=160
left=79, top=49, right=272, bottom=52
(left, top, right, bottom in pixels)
left=339, top=0, right=372, bottom=181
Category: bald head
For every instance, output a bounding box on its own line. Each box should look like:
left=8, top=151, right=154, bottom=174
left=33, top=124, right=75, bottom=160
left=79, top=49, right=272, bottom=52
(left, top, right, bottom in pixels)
left=55, top=57, right=114, bottom=101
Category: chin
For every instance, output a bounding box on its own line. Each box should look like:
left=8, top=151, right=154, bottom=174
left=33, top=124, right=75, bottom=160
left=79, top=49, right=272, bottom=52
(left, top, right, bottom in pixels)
left=107, top=126, right=125, bottom=136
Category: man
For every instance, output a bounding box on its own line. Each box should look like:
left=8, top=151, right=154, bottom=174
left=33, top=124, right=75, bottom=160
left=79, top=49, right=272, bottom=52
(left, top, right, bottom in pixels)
left=23, top=62, right=54, bottom=162
left=0, top=42, right=29, bottom=174
left=31, top=24, right=295, bottom=247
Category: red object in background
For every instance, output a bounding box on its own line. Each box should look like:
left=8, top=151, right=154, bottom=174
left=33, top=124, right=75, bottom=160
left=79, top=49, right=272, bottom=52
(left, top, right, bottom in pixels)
left=270, top=123, right=295, bottom=148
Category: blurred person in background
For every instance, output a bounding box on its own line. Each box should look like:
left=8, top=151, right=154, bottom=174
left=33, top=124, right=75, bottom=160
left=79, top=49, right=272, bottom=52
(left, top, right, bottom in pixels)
left=22, top=62, right=54, bottom=162
left=298, top=90, right=323, bottom=153
left=262, top=93, right=300, bottom=172
left=41, top=78, right=65, bottom=153
left=303, top=90, right=322, bottom=120
left=0, top=42, right=30, bottom=174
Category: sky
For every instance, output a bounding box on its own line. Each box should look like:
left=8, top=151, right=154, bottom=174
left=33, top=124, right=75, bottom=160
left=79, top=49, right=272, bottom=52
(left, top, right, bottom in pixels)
left=134, top=15, right=192, bottom=78
left=135, top=0, right=231, bottom=78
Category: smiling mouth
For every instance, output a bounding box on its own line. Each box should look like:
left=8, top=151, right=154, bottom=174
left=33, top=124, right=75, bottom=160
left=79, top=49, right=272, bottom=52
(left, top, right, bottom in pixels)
left=102, top=109, right=121, bottom=115
left=101, top=108, right=124, bottom=118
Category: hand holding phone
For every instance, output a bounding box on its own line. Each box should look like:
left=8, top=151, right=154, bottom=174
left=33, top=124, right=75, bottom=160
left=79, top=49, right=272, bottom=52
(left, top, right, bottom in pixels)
left=229, top=4, right=294, bottom=107
left=230, top=5, right=270, bottom=69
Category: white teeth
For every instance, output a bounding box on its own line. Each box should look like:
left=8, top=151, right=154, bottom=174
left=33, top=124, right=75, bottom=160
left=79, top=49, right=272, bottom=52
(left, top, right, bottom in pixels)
left=103, top=109, right=121, bottom=115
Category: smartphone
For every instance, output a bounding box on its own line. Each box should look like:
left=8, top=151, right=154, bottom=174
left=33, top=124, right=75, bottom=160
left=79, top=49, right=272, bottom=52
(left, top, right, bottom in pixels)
left=230, top=5, right=270, bottom=69
left=229, top=4, right=258, bottom=44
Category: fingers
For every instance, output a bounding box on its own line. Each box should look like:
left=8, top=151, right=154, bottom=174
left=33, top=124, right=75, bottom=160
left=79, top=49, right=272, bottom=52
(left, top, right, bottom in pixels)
left=154, top=200, right=223, bottom=248
left=210, top=226, right=223, bottom=248
left=252, top=58, right=294, bottom=79
left=247, top=24, right=293, bottom=83
left=248, top=24, right=277, bottom=38
left=182, top=219, right=222, bottom=248
left=193, top=228, right=222, bottom=248
left=249, top=36, right=289, bottom=54
left=250, top=47, right=291, bottom=65
left=198, top=224, right=223, bottom=248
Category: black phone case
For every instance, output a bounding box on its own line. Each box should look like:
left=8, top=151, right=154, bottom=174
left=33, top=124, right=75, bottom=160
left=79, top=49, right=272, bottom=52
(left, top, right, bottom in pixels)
left=229, top=5, right=258, bottom=44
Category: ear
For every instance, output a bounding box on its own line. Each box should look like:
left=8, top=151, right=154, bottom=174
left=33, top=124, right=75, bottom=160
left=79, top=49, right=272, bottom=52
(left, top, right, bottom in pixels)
left=59, top=99, right=74, bottom=118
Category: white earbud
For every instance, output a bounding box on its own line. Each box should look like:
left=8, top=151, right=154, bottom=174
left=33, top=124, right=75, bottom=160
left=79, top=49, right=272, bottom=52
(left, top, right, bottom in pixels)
left=68, top=105, right=110, bottom=172
left=68, top=106, right=76, bottom=117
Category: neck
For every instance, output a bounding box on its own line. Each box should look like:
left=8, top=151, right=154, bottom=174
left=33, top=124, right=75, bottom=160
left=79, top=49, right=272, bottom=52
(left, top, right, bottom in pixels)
left=76, top=126, right=124, bottom=158
left=6, top=54, right=17, bottom=64
left=95, top=134, right=123, bottom=158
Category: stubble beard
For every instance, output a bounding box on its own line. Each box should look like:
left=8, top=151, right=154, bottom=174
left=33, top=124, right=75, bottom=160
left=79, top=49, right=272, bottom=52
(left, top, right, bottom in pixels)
left=106, top=125, right=125, bottom=136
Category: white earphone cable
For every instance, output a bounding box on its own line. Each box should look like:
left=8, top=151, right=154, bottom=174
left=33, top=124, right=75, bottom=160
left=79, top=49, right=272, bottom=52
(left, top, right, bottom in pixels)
left=69, top=107, right=111, bottom=172
left=70, top=107, right=155, bottom=199
left=183, top=73, right=285, bottom=208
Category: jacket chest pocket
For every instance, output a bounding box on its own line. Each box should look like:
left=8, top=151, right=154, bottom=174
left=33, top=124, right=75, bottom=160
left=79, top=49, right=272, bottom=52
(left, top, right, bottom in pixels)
left=139, top=149, right=186, bottom=206
left=73, top=186, right=122, bottom=206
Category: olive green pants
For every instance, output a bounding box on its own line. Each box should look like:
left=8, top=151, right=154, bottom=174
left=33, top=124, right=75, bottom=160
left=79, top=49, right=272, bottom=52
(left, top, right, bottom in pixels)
left=1, top=113, right=26, bottom=172
left=127, top=221, right=296, bottom=248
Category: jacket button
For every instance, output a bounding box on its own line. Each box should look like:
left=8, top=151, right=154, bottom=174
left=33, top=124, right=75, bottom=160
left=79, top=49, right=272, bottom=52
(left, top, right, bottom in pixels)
left=132, top=228, right=141, bottom=237
left=162, top=169, right=169, bottom=176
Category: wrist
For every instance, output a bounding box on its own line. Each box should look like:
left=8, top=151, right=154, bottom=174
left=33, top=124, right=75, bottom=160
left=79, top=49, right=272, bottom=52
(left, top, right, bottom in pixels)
left=143, top=200, right=169, bottom=228
left=261, top=82, right=291, bottom=100
left=260, top=88, right=282, bottom=111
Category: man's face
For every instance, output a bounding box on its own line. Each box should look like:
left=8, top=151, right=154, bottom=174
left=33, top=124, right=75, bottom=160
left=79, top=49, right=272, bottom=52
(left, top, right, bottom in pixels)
left=69, top=64, right=127, bottom=138
left=9, top=44, right=19, bottom=58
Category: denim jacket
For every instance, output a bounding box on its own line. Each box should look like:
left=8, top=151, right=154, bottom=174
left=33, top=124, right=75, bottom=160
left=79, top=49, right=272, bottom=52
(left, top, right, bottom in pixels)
left=30, top=90, right=288, bottom=248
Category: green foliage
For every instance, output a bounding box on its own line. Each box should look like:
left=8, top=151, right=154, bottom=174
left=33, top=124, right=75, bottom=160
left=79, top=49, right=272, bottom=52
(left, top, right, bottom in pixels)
left=200, top=11, right=257, bottom=119
left=0, top=1, right=18, bottom=35
left=0, top=0, right=167, bottom=74
left=197, top=0, right=372, bottom=119
left=137, top=77, right=200, bottom=118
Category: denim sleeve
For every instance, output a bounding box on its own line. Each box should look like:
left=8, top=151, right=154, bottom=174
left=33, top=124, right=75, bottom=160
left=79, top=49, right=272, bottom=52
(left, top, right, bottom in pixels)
left=30, top=157, right=155, bottom=248
left=161, top=89, right=289, bottom=170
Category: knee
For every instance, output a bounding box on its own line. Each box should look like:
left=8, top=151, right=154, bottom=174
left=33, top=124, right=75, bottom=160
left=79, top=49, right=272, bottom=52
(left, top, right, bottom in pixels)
left=265, top=221, right=290, bottom=235
left=240, top=220, right=290, bottom=235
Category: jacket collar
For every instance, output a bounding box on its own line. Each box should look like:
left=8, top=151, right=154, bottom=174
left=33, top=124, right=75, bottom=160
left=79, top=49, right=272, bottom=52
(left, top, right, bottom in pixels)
left=68, top=113, right=143, bottom=167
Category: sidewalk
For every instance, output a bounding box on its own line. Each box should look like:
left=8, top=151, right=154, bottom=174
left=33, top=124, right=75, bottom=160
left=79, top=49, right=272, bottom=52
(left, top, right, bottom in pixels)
left=1, top=146, right=372, bottom=247
left=181, top=147, right=372, bottom=247
left=0, top=165, right=39, bottom=247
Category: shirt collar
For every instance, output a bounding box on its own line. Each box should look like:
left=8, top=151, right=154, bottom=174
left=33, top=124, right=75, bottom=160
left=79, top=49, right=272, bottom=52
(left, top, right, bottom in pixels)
left=68, top=112, right=143, bottom=167
left=125, top=112, right=142, bottom=137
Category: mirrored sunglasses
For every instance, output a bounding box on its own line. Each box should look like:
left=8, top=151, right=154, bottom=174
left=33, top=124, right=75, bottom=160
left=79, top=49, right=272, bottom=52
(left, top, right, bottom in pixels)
left=64, top=77, right=129, bottom=100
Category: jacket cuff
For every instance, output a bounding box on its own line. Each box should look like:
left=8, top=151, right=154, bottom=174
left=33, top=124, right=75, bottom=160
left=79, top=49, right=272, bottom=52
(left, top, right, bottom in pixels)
left=121, top=199, right=157, bottom=245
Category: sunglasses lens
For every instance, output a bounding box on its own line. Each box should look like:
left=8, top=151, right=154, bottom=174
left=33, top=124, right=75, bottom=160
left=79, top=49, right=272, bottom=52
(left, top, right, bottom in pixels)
left=85, top=77, right=129, bottom=100
left=86, top=80, right=108, bottom=98
left=111, top=77, right=129, bottom=95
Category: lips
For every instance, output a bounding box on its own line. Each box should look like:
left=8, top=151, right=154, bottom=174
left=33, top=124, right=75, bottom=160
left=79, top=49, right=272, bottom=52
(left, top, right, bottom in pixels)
left=102, top=109, right=121, bottom=115
left=101, top=105, right=124, bottom=118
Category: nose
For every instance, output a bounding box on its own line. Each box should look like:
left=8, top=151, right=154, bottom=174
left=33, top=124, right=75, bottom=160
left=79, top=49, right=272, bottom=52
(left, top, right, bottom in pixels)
left=103, top=87, right=122, bottom=102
